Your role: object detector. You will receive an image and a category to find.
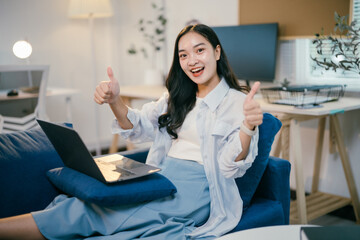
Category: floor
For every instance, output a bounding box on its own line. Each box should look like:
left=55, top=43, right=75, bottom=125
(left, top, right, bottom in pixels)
left=309, top=206, right=357, bottom=226
left=295, top=205, right=358, bottom=226
left=309, top=214, right=357, bottom=226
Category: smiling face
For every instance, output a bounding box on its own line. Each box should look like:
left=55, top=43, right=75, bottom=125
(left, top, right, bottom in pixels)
left=178, top=31, right=221, bottom=97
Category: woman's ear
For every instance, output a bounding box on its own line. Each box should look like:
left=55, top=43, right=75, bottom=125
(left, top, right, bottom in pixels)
left=215, top=45, right=221, bottom=61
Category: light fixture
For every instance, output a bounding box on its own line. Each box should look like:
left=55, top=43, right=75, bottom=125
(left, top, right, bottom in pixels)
left=68, top=0, right=113, bottom=156
left=13, top=40, right=32, bottom=59
left=68, top=0, right=113, bottom=19
left=12, top=40, right=34, bottom=86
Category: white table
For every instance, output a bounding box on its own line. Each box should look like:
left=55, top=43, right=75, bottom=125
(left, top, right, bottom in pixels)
left=0, top=87, right=79, bottom=123
left=217, top=225, right=316, bottom=240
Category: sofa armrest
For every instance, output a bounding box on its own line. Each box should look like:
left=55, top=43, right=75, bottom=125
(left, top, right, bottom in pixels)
left=0, top=127, right=64, bottom=218
left=253, top=156, right=291, bottom=224
left=120, top=148, right=149, bottom=163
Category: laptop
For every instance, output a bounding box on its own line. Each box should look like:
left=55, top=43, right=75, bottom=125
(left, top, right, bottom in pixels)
left=36, top=119, right=160, bottom=183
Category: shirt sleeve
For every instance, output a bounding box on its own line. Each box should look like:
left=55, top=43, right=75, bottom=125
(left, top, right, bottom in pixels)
left=111, top=92, right=168, bottom=143
left=217, top=127, right=259, bottom=179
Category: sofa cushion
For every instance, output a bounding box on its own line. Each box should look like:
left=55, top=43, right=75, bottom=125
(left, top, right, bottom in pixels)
left=0, top=126, right=64, bottom=218
left=47, top=166, right=177, bottom=206
left=235, top=113, right=282, bottom=209
left=230, top=197, right=285, bottom=232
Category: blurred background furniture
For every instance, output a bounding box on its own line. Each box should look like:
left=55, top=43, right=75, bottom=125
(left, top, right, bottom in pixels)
left=258, top=97, right=360, bottom=224
left=0, top=65, right=49, bottom=133
left=0, top=65, right=79, bottom=134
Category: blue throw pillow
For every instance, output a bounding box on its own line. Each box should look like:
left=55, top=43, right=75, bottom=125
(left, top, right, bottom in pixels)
left=235, top=113, right=282, bottom=209
left=0, top=126, right=64, bottom=218
left=47, top=167, right=177, bottom=206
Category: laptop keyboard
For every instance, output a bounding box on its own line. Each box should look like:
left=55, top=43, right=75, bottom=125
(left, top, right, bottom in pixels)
left=95, top=161, right=135, bottom=182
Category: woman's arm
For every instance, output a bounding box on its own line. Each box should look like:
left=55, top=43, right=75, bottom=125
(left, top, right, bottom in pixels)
left=94, top=67, right=133, bottom=129
left=235, top=82, right=263, bottom=161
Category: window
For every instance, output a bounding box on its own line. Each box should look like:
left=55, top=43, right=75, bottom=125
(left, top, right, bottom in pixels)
left=301, top=0, right=360, bottom=91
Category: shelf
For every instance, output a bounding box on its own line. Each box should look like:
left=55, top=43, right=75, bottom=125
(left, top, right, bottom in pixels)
left=290, top=191, right=352, bottom=224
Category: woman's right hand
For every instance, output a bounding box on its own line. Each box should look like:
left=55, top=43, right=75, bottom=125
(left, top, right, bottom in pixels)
left=94, top=67, right=120, bottom=105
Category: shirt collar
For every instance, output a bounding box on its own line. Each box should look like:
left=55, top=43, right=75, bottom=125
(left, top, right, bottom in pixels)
left=201, top=77, right=230, bottom=112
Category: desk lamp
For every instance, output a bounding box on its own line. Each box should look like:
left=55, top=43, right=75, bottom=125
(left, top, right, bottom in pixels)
left=12, top=40, right=34, bottom=87
left=68, top=0, right=113, bottom=156
left=13, top=40, right=32, bottom=60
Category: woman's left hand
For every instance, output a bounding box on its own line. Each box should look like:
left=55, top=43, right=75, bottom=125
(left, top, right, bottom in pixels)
left=243, top=81, right=263, bottom=130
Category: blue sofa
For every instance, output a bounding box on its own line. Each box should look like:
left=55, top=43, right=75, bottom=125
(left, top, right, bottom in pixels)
left=0, top=113, right=291, bottom=235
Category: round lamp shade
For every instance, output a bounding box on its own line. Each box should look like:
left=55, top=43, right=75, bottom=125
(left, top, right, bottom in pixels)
left=13, top=40, right=32, bottom=59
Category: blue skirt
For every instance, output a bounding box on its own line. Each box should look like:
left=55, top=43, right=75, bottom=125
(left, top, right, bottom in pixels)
left=32, top=157, right=210, bottom=240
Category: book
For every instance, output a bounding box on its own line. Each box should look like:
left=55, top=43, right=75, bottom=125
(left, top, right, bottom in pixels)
left=300, top=226, right=360, bottom=240
left=3, top=112, right=36, bottom=124
left=2, top=113, right=37, bottom=132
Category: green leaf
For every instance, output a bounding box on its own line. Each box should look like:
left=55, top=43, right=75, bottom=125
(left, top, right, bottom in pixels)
left=156, top=28, right=163, bottom=35
left=128, top=47, right=137, bottom=54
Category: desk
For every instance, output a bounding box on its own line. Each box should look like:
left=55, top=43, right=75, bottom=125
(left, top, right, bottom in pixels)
left=0, top=87, right=79, bottom=123
left=110, top=85, right=360, bottom=225
left=258, top=97, right=360, bottom=224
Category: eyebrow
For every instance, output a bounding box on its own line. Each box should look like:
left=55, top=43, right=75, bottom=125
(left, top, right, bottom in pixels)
left=178, top=42, right=206, bottom=53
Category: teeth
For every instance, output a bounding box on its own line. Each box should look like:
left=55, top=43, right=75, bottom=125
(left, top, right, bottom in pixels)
left=191, top=67, right=204, bottom=73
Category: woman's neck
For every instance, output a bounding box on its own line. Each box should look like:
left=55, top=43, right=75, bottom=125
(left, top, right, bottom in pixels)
left=197, top=76, right=221, bottom=98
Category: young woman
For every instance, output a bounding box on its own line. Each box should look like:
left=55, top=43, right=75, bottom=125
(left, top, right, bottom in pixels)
left=0, top=24, right=263, bottom=240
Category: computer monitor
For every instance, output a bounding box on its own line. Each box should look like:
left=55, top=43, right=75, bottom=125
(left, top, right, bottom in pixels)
left=212, top=23, right=279, bottom=85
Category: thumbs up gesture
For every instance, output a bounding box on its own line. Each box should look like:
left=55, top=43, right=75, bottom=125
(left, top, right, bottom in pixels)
left=94, top=67, right=120, bottom=105
left=243, top=81, right=263, bottom=130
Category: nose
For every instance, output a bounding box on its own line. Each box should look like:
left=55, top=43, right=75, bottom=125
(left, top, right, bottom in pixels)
left=187, top=53, right=198, bottom=66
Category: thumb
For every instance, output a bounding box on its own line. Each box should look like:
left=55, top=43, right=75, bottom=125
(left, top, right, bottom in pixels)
left=107, top=67, right=117, bottom=83
left=246, top=81, right=261, bottom=102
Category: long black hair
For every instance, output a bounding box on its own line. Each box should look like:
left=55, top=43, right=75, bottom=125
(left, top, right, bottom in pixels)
left=158, top=24, right=249, bottom=139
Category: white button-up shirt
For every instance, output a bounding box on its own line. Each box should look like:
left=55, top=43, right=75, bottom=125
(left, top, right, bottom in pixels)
left=112, top=79, right=259, bottom=239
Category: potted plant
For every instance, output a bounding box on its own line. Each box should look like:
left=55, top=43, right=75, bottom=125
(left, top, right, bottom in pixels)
left=128, top=2, right=167, bottom=85
left=311, top=12, right=360, bottom=75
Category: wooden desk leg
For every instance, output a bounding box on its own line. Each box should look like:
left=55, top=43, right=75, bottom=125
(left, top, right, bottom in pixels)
left=109, top=134, right=119, bottom=154
left=273, top=128, right=282, bottom=158
left=311, top=117, right=326, bottom=193
left=290, top=119, right=308, bottom=224
left=329, top=118, right=337, bottom=154
left=282, top=124, right=290, bottom=161
left=330, top=115, right=360, bottom=223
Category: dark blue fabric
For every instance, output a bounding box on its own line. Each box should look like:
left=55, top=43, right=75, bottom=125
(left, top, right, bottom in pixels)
left=254, top=156, right=291, bottom=224
left=0, top=127, right=64, bottom=218
left=122, top=151, right=149, bottom=164
left=235, top=113, right=282, bottom=209
left=47, top=167, right=177, bottom=206
left=230, top=197, right=285, bottom=232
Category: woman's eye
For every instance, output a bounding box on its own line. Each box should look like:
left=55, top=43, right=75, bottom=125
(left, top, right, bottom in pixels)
left=197, top=48, right=204, bottom=53
left=179, top=54, right=187, bottom=59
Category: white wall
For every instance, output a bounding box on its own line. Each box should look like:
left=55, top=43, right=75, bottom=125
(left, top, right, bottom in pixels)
left=0, top=0, right=238, bottom=150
